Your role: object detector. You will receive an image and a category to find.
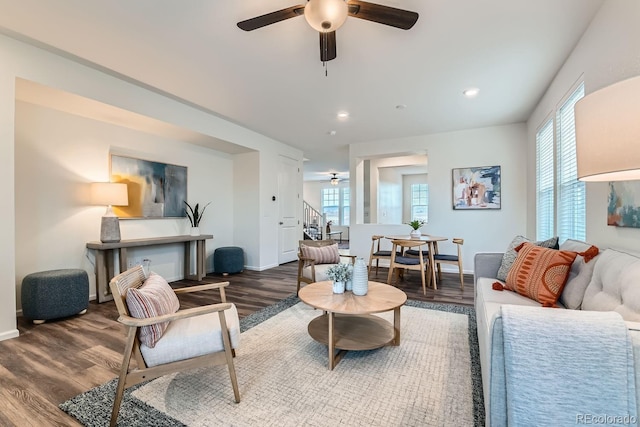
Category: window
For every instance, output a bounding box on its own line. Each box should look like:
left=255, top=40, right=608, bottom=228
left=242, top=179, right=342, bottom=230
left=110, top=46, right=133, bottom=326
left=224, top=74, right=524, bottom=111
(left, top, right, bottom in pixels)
left=410, top=184, right=429, bottom=222
left=321, top=187, right=350, bottom=226
left=536, top=119, right=554, bottom=240
left=535, top=82, right=586, bottom=242
left=556, top=83, right=586, bottom=241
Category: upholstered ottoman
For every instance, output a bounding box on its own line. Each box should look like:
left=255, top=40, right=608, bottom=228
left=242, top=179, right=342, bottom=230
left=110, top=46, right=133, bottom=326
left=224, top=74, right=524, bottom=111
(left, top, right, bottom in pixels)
left=21, top=269, right=89, bottom=324
left=214, top=247, right=244, bottom=275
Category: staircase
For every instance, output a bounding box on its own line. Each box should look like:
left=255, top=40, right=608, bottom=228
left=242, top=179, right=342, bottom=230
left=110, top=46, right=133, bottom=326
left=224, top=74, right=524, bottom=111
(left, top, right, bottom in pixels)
left=303, top=201, right=325, bottom=240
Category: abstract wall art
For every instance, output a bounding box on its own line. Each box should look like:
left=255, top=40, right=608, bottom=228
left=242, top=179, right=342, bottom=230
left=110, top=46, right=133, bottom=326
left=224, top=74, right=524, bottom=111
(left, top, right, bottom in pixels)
left=608, top=181, right=640, bottom=228
left=110, top=155, right=187, bottom=218
left=452, top=165, right=501, bottom=210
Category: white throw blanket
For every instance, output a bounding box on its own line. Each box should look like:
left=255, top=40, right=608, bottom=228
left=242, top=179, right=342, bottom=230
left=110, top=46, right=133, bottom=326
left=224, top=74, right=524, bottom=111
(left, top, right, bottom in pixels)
left=490, top=305, right=638, bottom=426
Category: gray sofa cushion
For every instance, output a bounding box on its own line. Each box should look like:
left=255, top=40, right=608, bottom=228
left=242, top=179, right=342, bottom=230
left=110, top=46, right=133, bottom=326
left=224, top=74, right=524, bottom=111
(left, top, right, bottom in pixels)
left=582, top=248, right=640, bottom=321
left=496, top=235, right=559, bottom=281
left=559, top=239, right=601, bottom=310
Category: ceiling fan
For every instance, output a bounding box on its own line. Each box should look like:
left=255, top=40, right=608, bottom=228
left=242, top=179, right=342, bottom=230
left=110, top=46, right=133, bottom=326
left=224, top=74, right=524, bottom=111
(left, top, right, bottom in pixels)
left=237, top=0, right=419, bottom=62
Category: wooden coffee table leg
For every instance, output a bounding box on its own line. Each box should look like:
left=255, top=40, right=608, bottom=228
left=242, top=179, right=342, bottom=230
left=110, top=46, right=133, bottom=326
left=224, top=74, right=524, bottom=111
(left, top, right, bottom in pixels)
left=393, top=307, right=401, bottom=346
left=328, top=312, right=335, bottom=370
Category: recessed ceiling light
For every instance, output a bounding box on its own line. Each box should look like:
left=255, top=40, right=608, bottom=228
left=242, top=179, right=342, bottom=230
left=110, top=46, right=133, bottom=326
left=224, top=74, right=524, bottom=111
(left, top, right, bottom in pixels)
left=329, top=130, right=337, bottom=136
left=395, top=104, right=407, bottom=110
left=463, top=88, right=480, bottom=98
left=337, top=111, right=349, bottom=119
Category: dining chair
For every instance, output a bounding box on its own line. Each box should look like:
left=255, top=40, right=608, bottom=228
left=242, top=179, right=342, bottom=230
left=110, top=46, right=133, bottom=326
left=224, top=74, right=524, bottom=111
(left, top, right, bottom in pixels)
left=368, top=235, right=394, bottom=278
left=297, top=239, right=356, bottom=295
left=108, top=266, right=240, bottom=427
left=387, top=239, right=429, bottom=295
left=433, top=238, right=464, bottom=290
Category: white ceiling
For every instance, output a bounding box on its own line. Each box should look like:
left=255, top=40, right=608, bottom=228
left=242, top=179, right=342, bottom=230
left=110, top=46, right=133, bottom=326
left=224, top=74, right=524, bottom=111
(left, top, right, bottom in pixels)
left=0, top=0, right=604, bottom=181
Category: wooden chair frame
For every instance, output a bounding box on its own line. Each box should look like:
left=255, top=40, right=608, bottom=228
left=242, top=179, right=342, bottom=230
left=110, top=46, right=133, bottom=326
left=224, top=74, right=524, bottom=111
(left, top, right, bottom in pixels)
left=108, top=266, right=240, bottom=427
left=434, top=238, right=465, bottom=290
left=387, top=239, right=429, bottom=295
left=296, top=239, right=356, bottom=295
left=368, top=235, right=393, bottom=278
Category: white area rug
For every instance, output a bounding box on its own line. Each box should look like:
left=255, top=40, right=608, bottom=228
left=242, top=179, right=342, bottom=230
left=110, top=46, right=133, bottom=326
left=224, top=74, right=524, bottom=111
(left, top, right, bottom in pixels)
left=131, top=302, right=475, bottom=426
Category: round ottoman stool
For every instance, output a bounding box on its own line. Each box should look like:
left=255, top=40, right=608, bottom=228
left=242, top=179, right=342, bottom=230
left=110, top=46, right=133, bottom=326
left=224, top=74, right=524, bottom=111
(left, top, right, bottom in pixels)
left=214, top=247, right=244, bottom=275
left=21, top=269, right=89, bottom=324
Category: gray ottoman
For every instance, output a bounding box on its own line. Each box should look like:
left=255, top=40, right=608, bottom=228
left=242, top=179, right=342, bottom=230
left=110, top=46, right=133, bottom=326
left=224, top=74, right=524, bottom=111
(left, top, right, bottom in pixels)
left=214, top=247, right=244, bottom=275
left=21, top=269, right=89, bottom=324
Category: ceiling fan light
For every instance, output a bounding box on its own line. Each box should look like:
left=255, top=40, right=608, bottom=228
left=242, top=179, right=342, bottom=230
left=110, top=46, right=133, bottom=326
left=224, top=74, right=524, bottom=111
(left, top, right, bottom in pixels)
left=304, top=0, right=348, bottom=32
left=330, top=173, right=340, bottom=185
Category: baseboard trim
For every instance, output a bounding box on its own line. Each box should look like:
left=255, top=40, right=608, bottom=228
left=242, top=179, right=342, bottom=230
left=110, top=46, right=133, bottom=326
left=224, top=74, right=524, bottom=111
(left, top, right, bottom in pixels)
left=244, top=263, right=278, bottom=272
left=0, top=329, right=20, bottom=342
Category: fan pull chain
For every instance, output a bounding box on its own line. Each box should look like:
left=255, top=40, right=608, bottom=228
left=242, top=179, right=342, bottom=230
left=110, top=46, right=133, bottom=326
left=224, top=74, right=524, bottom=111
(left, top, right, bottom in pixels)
left=322, top=30, right=328, bottom=77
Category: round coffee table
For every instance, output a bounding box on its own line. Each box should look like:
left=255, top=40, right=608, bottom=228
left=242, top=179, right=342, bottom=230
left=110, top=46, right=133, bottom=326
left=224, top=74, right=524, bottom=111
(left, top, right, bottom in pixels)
left=298, top=281, right=407, bottom=370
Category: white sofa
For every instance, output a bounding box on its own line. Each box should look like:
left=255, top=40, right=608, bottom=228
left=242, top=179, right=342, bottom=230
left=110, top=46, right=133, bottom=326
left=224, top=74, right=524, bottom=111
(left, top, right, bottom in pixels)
left=474, top=239, right=640, bottom=426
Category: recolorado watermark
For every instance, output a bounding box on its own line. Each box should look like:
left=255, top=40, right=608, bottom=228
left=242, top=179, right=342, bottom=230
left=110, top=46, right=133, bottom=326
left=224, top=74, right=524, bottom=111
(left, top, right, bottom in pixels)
left=576, top=414, right=637, bottom=425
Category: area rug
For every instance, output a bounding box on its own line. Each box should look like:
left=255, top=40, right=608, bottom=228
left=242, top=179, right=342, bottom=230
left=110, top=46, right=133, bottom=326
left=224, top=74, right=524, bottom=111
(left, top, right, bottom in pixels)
left=61, top=296, right=484, bottom=426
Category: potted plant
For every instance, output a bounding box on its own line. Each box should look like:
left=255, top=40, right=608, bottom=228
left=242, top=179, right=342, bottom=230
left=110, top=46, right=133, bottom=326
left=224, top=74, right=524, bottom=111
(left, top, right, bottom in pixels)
left=326, top=263, right=352, bottom=294
left=184, top=201, right=211, bottom=236
left=407, top=219, right=426, bottom=238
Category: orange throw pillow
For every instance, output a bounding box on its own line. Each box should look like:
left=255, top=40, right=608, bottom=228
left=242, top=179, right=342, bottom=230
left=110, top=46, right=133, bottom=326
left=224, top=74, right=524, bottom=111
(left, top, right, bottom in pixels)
left=505, top=242, right=578, bottom=307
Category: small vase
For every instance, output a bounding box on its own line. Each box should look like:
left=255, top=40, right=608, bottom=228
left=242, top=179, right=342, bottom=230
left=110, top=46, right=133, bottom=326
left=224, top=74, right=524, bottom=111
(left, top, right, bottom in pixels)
left=190, top=227, right=200, bottom=236
left=332, top=280, right=345, bottom=294
left=352, top=258, right=369, bottom=296
left=410, top=229, right=421, bottom=238
left=345, top=279, right=353, bottom=291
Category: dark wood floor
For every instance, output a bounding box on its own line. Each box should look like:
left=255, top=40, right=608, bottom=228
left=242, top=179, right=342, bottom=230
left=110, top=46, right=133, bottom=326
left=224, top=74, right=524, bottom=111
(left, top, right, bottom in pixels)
left=0, top=261, right=474, bottom=426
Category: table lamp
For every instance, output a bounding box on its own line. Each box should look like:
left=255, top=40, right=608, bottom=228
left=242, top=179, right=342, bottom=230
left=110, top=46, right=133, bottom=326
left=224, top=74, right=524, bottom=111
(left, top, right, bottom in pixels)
left=91, top=182, right=129, bottom=243
left=575, top=75, right=640, bottom=182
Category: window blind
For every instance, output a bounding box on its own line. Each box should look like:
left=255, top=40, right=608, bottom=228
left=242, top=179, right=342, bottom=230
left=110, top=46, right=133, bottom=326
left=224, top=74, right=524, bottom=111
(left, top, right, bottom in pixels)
left=556, top=83, right=586, bottom=242
left=536, top=118, right=554, bottom=240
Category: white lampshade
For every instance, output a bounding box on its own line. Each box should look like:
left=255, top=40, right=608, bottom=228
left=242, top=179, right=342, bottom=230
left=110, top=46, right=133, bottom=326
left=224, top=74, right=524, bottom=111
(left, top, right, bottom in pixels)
left=575, top=75, right=640, bottom=181
left=90, top=182, right=129, bottom=206
left=304, top=0, right=348, bottom=32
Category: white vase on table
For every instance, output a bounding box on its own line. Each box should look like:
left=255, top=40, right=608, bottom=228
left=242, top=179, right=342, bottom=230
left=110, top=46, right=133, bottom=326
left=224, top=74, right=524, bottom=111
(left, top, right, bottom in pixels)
left=352, top=258, right=369, bottom=296
left=410, top=229, right=421, bottom=238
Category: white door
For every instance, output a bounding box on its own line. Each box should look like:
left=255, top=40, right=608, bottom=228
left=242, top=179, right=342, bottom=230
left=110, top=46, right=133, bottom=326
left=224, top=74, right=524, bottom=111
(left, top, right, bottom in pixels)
left=278, top=155, right=299, bottom=264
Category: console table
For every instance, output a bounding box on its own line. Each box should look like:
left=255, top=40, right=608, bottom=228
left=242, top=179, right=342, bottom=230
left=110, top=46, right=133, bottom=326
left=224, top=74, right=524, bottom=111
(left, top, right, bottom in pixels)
left=86, top=234, right=213, bottom=303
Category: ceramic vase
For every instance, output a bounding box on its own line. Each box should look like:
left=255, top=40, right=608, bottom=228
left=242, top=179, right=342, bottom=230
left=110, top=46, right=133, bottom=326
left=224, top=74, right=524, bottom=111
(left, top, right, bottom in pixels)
left=332, top=280, right=345, bottom=294
left=352, top=258, right=369, bottom=296
left=190, top=227, right=200, bottom=236
left=410, top=229, right=421, bottom=238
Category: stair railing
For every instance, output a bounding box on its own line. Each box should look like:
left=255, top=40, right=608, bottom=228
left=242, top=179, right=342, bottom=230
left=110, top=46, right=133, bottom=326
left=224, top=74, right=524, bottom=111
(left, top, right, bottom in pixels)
left=303, top=201, right=326, bottom=240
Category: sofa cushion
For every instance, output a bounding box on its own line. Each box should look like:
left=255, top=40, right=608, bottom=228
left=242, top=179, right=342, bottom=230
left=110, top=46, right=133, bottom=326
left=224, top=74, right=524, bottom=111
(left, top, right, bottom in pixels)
left=505, top=242, right=577, bottom=307
left=582, top=248, right=640, bottom=321
left=496, top=235, right=559, bottom=281
left=126, top=272, right=180, bottom=348
left=300, top=243, right=340, bottom=264
left=559, top=239, right=601, bottom=309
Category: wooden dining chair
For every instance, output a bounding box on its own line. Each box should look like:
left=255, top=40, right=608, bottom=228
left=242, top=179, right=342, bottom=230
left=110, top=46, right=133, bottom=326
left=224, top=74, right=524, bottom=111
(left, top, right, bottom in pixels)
left=368, top=235, right=394, bottom=278
left=433, top=238, right=465, bottom=290
left=387, top=239, right=429, bottom=295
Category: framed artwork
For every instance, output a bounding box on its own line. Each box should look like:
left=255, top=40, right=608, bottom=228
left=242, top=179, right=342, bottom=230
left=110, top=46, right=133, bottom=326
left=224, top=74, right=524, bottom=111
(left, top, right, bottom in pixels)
left=110, top=154, right=187, bottom=218
left=608, top=181, right=640, bottom=228
left=452, top=165, right=501, bottom=210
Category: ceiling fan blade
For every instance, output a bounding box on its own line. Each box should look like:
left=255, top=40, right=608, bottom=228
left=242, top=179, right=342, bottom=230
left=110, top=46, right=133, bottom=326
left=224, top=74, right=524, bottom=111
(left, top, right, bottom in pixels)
left=237, top=5, right=305, bottom=31
left=347, top=1, right=419, bottom=30
left=319, top=31, right=337, bottom=62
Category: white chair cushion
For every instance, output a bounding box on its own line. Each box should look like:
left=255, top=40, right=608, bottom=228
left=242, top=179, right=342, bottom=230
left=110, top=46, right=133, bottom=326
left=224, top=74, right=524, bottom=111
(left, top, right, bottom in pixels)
left=140, top=303, right=240, bottom=367
left=302, top=263, right=338, bottom=282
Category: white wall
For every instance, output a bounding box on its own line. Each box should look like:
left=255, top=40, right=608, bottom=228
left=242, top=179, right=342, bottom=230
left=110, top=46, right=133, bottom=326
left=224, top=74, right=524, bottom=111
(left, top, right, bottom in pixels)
left=0, top=33, right=302, bottom=341
left=349, top=123, right=528, bottom=273
left=526, top=0, right=640, bottom=252
left=14, top=101, right=236, bottom=307
left=233, top=152, right=260, bottom=269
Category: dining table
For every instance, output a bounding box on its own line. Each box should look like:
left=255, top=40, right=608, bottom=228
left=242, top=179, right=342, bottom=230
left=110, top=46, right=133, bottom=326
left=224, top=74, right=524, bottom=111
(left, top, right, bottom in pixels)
left=384, top=234, right=449, bottom=290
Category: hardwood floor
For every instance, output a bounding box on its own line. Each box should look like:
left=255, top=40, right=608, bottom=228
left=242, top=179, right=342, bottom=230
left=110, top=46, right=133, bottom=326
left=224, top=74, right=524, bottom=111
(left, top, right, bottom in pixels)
left=0, top=261, right=474, bottom=426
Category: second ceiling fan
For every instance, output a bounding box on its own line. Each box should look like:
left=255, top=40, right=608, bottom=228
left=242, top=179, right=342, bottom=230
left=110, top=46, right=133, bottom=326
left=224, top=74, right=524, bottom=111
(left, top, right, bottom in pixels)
left=237, top=0, right=419, bottom=62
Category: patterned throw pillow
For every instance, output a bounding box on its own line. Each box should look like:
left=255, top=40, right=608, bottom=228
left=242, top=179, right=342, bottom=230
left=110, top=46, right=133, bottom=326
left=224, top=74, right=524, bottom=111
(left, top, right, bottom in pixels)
left=125, top=272, right=180, bottom=348
left=496, top=235, right=559, bottom=281
left=300, top=243, right=340, bottom=264
left=505, top=242, right=578, bottom=307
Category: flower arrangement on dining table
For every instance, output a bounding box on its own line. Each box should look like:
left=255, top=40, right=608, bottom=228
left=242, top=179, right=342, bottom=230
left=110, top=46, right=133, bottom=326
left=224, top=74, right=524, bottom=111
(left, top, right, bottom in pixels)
left=407, top=219, right=426, bottom=230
